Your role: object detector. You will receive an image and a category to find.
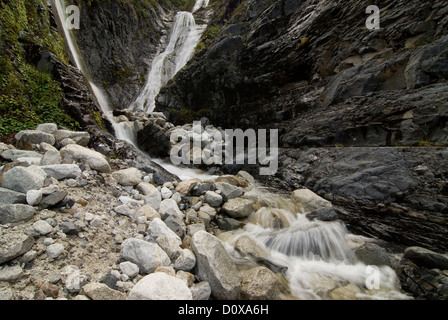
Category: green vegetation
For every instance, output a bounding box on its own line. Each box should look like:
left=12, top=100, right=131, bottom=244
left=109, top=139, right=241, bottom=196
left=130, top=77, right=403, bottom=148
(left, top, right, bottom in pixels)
left=0, top=0, right=79, bottom=138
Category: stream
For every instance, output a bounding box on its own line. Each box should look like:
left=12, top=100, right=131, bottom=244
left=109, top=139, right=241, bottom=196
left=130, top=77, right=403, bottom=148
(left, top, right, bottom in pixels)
left=54, top=0, right=410, bottom=300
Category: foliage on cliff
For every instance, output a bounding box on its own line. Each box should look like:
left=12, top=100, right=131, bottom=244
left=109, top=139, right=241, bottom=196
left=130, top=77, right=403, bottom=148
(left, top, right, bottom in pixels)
left=0, top=0, right=81, bottom=140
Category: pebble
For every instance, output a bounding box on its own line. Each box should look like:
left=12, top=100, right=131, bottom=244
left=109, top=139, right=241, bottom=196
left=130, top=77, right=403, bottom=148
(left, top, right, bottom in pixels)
left=46, top=243, right=64, bottom=259
left=33, top=220, right=53, bottom=235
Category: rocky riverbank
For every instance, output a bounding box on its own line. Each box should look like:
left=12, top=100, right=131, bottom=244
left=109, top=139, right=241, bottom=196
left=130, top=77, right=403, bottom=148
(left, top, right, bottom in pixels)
left=1, top=123, right=448, bottom=300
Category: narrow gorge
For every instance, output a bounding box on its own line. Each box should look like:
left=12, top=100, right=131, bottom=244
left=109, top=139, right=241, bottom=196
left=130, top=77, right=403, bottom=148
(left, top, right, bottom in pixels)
left=1, top=0, right=448, bottom=302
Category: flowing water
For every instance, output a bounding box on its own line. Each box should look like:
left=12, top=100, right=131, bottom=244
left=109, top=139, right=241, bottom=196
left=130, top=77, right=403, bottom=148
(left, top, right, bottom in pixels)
left=54, top=0, right=410, bottom=300
left=129, top=4, right=207, bottom=113
left=217, top=189, right=409, bottom=300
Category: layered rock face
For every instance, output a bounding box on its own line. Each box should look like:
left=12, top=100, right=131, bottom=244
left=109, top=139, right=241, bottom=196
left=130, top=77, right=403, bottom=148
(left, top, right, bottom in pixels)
left=74, top=0, right=178, bottom=109
left=154, top=0, right=448, bottom=253
left=157, top=0, right=448, bottom=147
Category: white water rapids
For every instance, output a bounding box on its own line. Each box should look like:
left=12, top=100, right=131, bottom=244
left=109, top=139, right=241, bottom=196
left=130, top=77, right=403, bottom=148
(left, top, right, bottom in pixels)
left=54, top=0, right=410, bottom=300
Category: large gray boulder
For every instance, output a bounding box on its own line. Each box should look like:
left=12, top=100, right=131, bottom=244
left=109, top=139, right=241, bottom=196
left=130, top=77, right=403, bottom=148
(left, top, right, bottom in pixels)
left=148, top=218, right=182, bottom=244
left=215, top=182, right=244, bottom=200
left=54, top=130, right=90, bottom=147
left=159, top=199, right=183, bottom=220
left=112, top=168, right=142, bottom=186
left=1, top=150, right=42, bottom=162
left=40, top=164, right=81, bottom=181
left=82, top=283, right=127, bottom=300
left=121, top=238, right=170, bottom=274
left=354, top=243, right=392, bottom=266
left=191, top=231, right=241, bottom=300
left=1, top=166, right=47, bottom=193
left=15, top=130, right=55, bottom=146
left=60, top=144, right=111, bottom=173
left=36, top=123, right=58, bottom=134
left=0, top=188, right=26, bottom=205
left=221, top=198, right=256, bottom=219
left=0, top=204, right=36, bottom=224
left=240, top=266, right=278, bottom=300
left=0, top=231, right=34, bottom=264
left=291, top=189, right=332, bottom=213
left=403, top=246, right=448, bottom=270
left=127, top=272, right=192, bottom=300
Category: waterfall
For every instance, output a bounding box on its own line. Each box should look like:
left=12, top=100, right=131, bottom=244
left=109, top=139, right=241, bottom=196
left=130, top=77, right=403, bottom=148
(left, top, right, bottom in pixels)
left=54, top=0, right=131, bottom=144
left=54, top=0, right=409, bottom=300
left=130, top=4, right=207, bottom=113
left=218, top=189, right=409, bottom=300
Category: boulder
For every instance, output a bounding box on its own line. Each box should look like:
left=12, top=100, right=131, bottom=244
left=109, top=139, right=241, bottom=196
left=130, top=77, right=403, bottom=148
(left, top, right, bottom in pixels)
left=155, top=234, right=183, bottom=261
left=36, top=123, right=58, bottom=134
left=403, top=246, right=448, bottom=270
left=221, top=198, right=256, bottom=219
left=54, top=130, right=90, bottom=146
left=240, top=266, right=278, bottom=300
left=160, top=186, right=173, bottom=199
left=237, top=171, right=255, bottom=184
left=175, top=179, right=201, bottom=195
left=173, top=249, right=196, bottom=271
left=354, top=243, right=392, bottom=266
left=148, top=218, right=182, bottom=244
left=159, top=199, right=183, bottom=220
left=164, top=215, right=186, bottom=240
left=190, top=281, right=212, bottom=300
left=215, top=176, right=248, bottom=188
left=0, top=150, right=42, bottom=162
left=291, top=189, right=332, bottom=212
left=82, top=283, right=126, bottom=300
left=112, top=168, right=142, bottom=186
left=33, top=220, right=53, bottom=236
left=15, top=130, right=55, bottom=146
left=0, top=204, right=36, bottom=224
left=121, top=238, right=170, bottom=274
left=40, top=190, right=68, bottom=209
left=191, top=231, right=241, bottom=300
left=127, top=272, right=192, bottom=300
left=0, top=188, right=26, bottom=205
left=204, top=191, right=223, bottom=207
left=138, top=205, right=161, bottom=221
left=46, top=243, right=64, bottom=259
left=216, top=217, right=245, bottom=231
left=140, top=184, right=162, bottom=211
left=0, top=265, right=23, bottom=282
left=40, top=164, right=81, bottom=180
left=2, top=166, right=47, bottom=193
left=235, top=236, right=270, bottom=260
left=215, top=182, right=243, bottom=199
left=119, top=261, right=140, bottom=279
left=306, top=207, right=339, bottom=222
left=0, top=231, right=34, bottom=264
left=60, top=144, right=111, bottom=173
left=40, top=150, right=62, bottom=166
left=26, top=190, right=42, bottom=206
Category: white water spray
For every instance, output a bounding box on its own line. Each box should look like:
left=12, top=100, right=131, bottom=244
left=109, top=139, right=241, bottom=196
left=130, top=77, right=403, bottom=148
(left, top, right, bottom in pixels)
left=130, top=4, right=207, bottom=113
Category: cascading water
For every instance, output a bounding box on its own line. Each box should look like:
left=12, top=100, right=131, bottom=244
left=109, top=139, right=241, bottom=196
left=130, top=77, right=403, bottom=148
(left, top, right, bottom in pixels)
left=54, top=0, right=131, bottom=144
left=55, top=0, right=410, bottom=300
left=130, top=3, right=208, bottom=113
left=218, top=189, right=410, bottom=300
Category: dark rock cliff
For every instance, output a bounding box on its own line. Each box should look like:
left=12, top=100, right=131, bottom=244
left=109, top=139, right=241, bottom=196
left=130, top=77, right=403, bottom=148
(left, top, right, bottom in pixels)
left=155, top=0, right=448, bottom=252
left=157, top=0, right=448, bottom=148
left=73, top=0, right=177, bottom=110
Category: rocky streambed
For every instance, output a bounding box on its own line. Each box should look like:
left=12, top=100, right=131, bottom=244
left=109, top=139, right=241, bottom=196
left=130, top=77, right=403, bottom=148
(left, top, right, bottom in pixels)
left=1, top=123, right=448, bottom=300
